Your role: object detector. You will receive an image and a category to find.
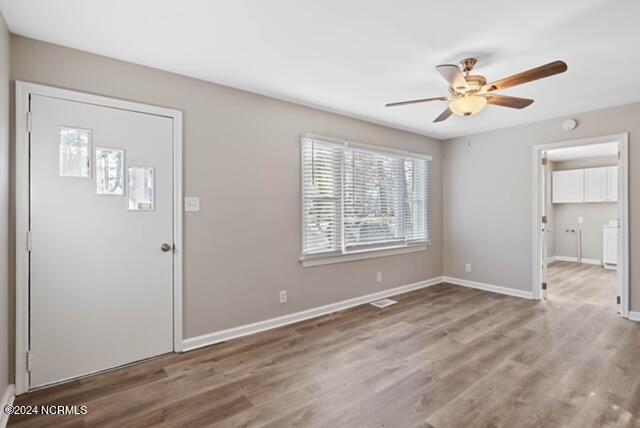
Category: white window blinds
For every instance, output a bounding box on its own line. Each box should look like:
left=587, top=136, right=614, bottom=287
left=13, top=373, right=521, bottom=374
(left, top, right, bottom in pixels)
left=301, top=139, right=344, bottom=254
left=302, top=137, right=430, bottom=256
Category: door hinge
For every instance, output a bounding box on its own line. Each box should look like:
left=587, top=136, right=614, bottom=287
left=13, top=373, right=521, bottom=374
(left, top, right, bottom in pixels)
left=26, top=351, right=33, bottom=371
left=617, top=296, right=621, bottom=305
left=542, top=282, right=548, bottom=290
left=541, top=157, right=547, bottom=166
left=26, top=230, right=32, bottom=252
left=618, top=150, right=622, bottom=160
left=26, top=111, right=32, bottom=132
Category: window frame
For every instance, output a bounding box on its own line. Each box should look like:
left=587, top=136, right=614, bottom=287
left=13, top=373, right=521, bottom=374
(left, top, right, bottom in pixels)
left=299, top=134, right=431, bottom=267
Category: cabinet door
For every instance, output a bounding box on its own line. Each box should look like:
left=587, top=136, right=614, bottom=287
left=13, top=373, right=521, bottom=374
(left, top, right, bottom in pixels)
left=606, top=166, right=618, bottom=202
left=603, top=228, right=618, bottom=264
left=552, top=169, right=584, bottom=203
left=584, top=167, right=607, bottom=202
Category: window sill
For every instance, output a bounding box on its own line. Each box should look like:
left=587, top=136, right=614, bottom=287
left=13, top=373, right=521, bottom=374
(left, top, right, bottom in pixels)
left=299, top=242, right=429, bottom=267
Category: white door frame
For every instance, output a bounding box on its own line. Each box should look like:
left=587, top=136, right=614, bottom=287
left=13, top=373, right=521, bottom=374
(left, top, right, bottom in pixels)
left=15, top=81, right=184, bottom=394
left=531, top=133, right=629, bottom=315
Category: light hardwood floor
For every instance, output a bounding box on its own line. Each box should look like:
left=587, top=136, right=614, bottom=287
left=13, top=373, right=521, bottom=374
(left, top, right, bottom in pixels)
left=10, top=262, right=639, bottom=427
left=546, top=260, right=617, bottom=307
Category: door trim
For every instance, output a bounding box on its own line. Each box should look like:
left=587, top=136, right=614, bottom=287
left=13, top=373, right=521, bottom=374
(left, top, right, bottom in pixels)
left=15, top=81, right=184, bottom=394
left=531, top=133, right=629, bottom=315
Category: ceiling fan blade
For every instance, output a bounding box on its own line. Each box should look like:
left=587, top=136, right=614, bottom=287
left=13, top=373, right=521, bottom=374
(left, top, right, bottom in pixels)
left=485, top=94, right=534, bottom=109
left=485, top=60, right=567, bottom=92
left=433, top=107, right=453, bottom=122
left=385, top=96, right=448, bottom=107
left=435, top=64, right=467, bottom=90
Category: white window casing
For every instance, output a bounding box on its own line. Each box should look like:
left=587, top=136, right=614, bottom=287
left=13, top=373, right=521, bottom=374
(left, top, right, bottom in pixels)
left=300, top=135, right=431, bottom=265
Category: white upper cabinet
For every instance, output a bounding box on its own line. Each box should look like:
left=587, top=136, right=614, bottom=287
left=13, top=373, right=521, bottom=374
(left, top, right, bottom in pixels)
left=552, top=169, right=584, bottom=203
left=606, top=166, right=618, bottom=202
left=552, top=166, right=618, bottom=204
left=584, top=167, right=607, bottom=202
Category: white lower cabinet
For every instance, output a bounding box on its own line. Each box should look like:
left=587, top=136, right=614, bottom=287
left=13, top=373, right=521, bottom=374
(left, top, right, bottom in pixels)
left=602, top=225, right=618, bottom=267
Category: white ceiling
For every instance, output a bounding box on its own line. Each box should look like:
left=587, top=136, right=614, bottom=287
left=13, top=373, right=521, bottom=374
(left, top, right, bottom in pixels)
left=546, top=142, right=618, bottom=162
left=1, top=0, right=639, bottom=139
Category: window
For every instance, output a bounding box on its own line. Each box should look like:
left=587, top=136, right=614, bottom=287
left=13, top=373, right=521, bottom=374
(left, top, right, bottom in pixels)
left=301, top=137, right=430, bottom=260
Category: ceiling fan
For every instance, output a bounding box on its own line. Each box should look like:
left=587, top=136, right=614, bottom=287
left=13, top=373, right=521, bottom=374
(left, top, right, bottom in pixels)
left=385, top=58, right=568, bottom=122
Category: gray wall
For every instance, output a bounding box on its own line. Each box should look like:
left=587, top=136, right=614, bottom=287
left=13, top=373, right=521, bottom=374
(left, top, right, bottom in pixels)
left=551, top=157, right=618, bottom=261
left=443, top=103, right=640, bottom=310
left=553, top=203, right=616, bottom=261
left=9, top=35, right=443, bottom=340
left=0, top=13, right=9, bottom=393
left=554, top=156, right=618, bottom=170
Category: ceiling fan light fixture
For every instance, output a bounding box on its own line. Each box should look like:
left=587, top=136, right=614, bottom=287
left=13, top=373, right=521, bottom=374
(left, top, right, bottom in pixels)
left=449, top=95, right=487, bottom=117
left=385, top=59, right=567, bottom=122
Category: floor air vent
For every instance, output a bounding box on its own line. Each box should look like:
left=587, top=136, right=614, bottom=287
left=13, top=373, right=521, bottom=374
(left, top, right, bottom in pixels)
left=370, top=298, right=398, bottom=309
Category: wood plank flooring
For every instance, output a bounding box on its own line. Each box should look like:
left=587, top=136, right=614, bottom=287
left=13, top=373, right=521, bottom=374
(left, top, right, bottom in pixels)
left=10, top=262, right=639, bottom=427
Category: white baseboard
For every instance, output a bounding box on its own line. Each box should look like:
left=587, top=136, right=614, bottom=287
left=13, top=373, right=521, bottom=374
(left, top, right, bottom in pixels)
left=183, top=276, right=444, bottom=351
left=442, top=276, right=535, bottom=300
left=628, top=311, right=640, bottom=322
left=552, top=256, right=602, bottom=266
left=0, top=384, right=15, bottom=428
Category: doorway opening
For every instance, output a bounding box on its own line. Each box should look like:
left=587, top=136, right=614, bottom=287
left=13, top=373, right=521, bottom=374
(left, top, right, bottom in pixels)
left=532, top=134, right=629, bottom=315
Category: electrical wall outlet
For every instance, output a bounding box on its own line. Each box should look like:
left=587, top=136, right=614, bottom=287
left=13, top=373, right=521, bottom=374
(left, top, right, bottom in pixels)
left=376, top=272, right=383, bottom=282
left=279, top=290, right=287, bottom=304
left=465, top=263, right=472, bottom=272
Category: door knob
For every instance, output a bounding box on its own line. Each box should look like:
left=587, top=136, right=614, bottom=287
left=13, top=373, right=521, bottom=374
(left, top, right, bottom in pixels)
left=161, top=243, right=172, bottom=252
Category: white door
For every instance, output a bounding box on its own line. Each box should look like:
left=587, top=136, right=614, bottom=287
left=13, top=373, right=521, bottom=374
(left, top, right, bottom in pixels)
left=606, top=166, right=618, bottom=202
left=584, top=167, right=607, bottom=202
left=540, top=153, right=549, bottom=298
left=29, top=95, right=174, bottom=388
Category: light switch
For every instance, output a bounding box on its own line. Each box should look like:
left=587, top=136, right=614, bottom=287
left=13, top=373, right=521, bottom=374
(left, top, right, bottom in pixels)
left=185, top=197, right=200, bottom=212
left=578, top=216, right=584, bottom=224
